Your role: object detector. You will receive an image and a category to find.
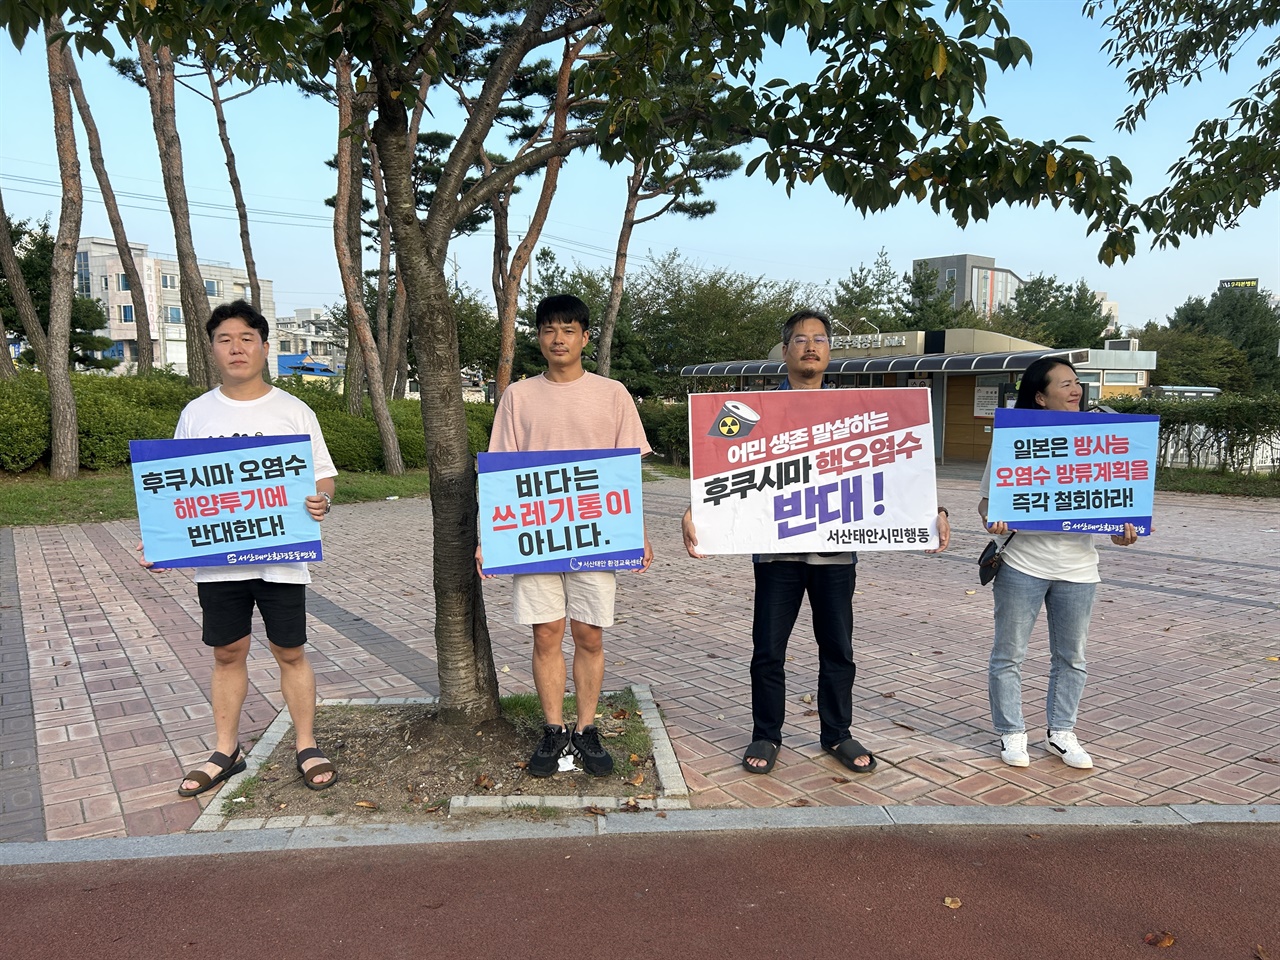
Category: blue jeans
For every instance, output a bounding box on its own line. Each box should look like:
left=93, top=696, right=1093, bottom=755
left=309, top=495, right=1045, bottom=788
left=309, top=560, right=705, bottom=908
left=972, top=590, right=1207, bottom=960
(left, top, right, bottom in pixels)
left=988, top=563, right=1095, bottom=735
left=751, top=561, right=856, bottom=750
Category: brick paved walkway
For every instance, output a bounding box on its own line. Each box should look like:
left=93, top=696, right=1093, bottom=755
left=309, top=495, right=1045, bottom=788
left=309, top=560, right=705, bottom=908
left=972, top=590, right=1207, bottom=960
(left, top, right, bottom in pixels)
left=2, top=467, right=1278, bottom=841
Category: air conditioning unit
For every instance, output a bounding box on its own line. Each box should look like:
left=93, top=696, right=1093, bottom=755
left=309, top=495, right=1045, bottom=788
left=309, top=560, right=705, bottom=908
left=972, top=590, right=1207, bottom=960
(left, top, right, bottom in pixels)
left=1104, top=338, right=1139, bottom=351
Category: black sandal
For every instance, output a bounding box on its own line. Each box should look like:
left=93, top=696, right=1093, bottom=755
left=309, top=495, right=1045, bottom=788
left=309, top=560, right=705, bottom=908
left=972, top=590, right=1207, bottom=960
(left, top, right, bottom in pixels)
left=742, top=740, right=780, bottom=775
left=296, top=746, right=338, bottom=791
left=827, top=738, right=877, bottom=774
left=177, top=746, right=246, bottom=797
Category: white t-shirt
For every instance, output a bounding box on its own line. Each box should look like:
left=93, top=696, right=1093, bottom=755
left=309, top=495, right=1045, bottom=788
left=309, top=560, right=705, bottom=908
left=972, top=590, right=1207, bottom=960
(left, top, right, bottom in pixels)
left=980, top=453, right=1100, bottom=584
left=175, top=386, right=338, bottom=585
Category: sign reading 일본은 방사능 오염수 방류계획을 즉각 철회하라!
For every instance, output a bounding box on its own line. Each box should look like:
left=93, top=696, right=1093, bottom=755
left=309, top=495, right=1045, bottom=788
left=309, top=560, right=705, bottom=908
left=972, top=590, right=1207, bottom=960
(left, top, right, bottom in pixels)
left=477, top=448, right=646, bottom=575
left=688, top=389, right=942, bottom=553
left=130, top=434, right=322, bottom=568
left=986, top=408, right=1159, bottom=536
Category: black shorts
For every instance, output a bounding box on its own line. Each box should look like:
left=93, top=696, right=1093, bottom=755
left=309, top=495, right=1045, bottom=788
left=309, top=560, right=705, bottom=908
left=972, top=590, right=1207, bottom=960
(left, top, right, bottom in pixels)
left=196, top=580, right=308, bottom=648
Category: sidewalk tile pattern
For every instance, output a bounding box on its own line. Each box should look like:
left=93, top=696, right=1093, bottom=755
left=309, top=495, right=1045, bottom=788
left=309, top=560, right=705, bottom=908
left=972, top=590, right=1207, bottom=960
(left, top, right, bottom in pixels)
left=2, top=469, right=1277, bottom=841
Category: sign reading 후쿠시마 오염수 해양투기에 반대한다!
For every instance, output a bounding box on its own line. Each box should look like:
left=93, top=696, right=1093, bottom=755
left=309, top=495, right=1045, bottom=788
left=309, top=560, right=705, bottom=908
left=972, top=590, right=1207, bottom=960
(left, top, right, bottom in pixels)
left=477, top=448, right=645, bottom=575
left=688, top=388, right=942, bottom=553
left=130, top=434, right=322, bottom=568
left=986, top=408, right=1159, bottom=536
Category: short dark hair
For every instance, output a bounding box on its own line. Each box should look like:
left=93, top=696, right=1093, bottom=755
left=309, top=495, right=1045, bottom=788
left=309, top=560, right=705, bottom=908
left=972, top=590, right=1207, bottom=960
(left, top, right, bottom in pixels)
left=1016, top=357, right=1078, bottom=409
left=781, top=309, right=832, bottom=345
left=207, top=299, right=269, bottom=342
left=535, top=294, right=590, bottom=331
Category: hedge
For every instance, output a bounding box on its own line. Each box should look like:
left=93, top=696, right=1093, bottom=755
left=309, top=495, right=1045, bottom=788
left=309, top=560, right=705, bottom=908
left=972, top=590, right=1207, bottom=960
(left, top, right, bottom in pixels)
left=0, top=373, right=52, bottom=472
left=637, top=400, right=689, bottom=465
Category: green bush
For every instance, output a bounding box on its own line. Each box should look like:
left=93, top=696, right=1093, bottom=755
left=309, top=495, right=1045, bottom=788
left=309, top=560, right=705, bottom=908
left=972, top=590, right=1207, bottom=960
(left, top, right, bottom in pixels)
left=275, top=375, right=347, bottom=412
left=315, top=410, right=384, bottom=472
left=76, top=390, right=176, bottom=470
left=637, top=400, right=689, bottom=465
left=88, top=369, right=200, bottom=412
left=0, top=372, right=51, bottom=472
left=389, top=403, right=427, bottom=469
left=465, top=401, right=496, bottom=455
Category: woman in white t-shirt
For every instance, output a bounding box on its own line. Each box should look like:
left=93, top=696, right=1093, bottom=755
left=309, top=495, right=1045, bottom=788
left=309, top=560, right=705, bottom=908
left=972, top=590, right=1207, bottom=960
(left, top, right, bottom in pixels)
left=978, top=358, right=1139, bottom=771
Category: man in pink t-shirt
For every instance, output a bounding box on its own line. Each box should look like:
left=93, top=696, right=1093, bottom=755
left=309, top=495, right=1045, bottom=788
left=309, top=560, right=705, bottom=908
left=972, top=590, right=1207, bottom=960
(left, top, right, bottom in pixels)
left=477, top=294, right=653, bottom=778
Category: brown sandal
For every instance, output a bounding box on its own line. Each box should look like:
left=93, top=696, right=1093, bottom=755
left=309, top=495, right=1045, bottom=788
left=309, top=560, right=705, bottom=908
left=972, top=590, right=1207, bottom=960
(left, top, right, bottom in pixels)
left=177, top=746, right=246, bottom=797
left=296, top=747, right=338, bottom=791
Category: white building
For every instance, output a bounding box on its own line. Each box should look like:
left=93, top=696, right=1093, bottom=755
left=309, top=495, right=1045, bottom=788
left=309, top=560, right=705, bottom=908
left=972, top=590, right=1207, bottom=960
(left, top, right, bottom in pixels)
left=75, top=237, right=276, bottom=376
left=913, top=253, right=1024, bottom=316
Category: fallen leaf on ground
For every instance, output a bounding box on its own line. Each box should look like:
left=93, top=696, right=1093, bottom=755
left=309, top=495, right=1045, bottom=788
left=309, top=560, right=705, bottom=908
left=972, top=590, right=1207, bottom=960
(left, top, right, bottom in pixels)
left=473, top=774, right=495, bottom=790
left=1253, top=945, right=1269, bottom=960
left=1266, top=656, right=1279, bottom=662
left=636, top=793, right=656, bottom=800
left=612, top=708, right=629, bottom=720
left=965, top=590, right=977, bottom=596
left=1026, top=833, right=1041, bottom=840
left=629, top=753, right=641, bottom=764
left=803, top=709, right=818, bottom=717
left=1255, top=756, right=1279, bottom=764
left=655, top=811, right=667, bottom=819
left=621, top=798, right=640, bottom=811
left=422, top=804, right=443, bottom=814
left=881, top=692, right=896, bottom=698
left=706, top=652, right=721, bottom=659
left=355, top=800, right=379, bottom=810
left=943, top=897, right=962, bottom=910
left=500, top=665, right=510, bottom=673
left=627, top=772, right=644, bottom=786
left=584, top=805, right=609, bottom=816
left=891, top=721, right=918, bottom=732
left=514, top=760, right=529, bottom=769
left=788, top=798, right=812, bottom=807
left=800, top=693, right=813, bottom=703
left=832, top=776, right=851, bottom=784
left=1143, top=932, right=1175, bottom=948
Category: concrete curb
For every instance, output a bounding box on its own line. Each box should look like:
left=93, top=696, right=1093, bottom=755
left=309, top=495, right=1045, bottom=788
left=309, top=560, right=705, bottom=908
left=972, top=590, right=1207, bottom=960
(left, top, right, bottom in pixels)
left=3, top=804, right=1277, bottom=866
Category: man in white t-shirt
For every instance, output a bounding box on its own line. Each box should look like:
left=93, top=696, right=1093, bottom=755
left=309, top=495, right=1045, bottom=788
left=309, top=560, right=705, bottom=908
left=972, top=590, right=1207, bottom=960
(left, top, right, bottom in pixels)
left=141, top=300, right=339, bottom=797
left=476, top=294, right=653, bottom=778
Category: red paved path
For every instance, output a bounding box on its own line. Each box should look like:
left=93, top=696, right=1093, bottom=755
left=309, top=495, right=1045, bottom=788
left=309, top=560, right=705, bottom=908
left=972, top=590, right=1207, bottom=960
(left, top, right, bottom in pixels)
left=3, top=824, right=1277, bottom=959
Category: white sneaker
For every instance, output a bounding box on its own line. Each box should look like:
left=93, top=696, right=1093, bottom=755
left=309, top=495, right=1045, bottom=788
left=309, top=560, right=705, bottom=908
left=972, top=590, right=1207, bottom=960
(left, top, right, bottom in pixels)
left=999, top=732, right=1030, bottom=767
left=1045, top=730, right=1093, bottom=769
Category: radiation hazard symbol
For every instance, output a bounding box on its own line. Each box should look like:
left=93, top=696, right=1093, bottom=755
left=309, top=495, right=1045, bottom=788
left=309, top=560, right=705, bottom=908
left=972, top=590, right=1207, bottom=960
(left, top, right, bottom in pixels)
left=706, top=400, right=761, bottom=438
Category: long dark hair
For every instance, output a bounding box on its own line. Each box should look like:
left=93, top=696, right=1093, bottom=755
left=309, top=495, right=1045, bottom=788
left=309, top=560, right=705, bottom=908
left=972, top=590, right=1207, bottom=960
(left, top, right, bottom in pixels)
left=1016, top=357, right=1078, bottom=409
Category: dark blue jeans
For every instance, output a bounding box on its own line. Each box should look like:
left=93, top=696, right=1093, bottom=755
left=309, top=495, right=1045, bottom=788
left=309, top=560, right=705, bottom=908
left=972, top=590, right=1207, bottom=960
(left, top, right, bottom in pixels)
left=751, top=560, right=857, bottom=750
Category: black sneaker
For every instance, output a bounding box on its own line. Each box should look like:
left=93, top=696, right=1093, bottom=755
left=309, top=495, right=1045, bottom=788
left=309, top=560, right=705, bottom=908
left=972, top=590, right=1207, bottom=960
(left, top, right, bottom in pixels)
left=571, top=725, right=614, bottom=777
left=528, top=724, right=571, bottom=778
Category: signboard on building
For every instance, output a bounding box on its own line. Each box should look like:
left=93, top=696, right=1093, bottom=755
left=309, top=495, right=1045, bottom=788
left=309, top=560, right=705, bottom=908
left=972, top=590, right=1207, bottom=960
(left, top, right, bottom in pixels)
left=1219, top=278, right=1259, bottom=290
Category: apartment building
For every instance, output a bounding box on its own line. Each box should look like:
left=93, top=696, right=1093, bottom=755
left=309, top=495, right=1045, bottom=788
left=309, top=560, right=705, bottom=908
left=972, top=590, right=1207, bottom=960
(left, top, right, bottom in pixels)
left=913, top=253, right=1024, bottom=316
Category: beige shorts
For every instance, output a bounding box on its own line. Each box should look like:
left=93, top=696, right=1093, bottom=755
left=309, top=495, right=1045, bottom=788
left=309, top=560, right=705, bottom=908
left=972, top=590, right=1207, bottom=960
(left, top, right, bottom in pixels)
left=511, top=571, right=617, bottom=627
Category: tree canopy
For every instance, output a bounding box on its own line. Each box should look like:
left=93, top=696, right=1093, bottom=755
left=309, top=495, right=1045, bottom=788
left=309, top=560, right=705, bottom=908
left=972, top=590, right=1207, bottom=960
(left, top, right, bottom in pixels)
left=1168, top=285, right=1280, bottom=393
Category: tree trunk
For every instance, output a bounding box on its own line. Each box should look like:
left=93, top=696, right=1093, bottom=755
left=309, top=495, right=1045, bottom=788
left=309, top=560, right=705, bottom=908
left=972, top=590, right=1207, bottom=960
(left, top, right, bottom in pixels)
left=343, top=333, right=364, bottom=415
left=204, top=59, right=261, bottom=311
left=389, top=265, right=410, bottom=398
left=372, top=83, right=500, bottom=724
left=597, top=158, right=644, bottom=379
left=367, top=134, right=397, bottom=394
left=43, top=17, right=81, bottom=480
left=491, top=32, right=588, bottom=398
left=0, top=312, right=14, bottom=379
left=334, top=53, right=402, bottom=474
left=0, top=190, right=50, bottom=371
left=490, top=184, right=515, bottom=397
left=62, top=42, right=153, bottom=373
left=136, top=38, right=215, bottom=389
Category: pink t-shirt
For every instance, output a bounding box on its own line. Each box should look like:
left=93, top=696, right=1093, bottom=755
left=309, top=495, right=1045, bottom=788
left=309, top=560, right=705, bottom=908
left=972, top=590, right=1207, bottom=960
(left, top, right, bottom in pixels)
left=490, top=372, right=652, bottom=456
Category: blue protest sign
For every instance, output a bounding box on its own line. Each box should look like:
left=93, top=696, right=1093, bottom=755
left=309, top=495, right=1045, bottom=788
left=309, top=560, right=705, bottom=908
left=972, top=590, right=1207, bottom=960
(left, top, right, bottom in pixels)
left=130, top=435, right=322, bottom=568
left=987, top=409, right=1159, bottom=535
left=478, top=448, right=644, bottom=575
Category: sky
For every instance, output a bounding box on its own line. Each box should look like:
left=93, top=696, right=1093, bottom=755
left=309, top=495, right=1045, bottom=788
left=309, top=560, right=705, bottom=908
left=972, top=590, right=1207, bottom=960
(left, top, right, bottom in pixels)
left=1, top=0, right=1277, bottom=332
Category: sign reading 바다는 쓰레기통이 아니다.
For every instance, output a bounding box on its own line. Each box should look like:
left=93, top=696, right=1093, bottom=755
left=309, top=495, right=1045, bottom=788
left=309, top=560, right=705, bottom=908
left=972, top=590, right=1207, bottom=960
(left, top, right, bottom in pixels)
left=477, top=448, right=645, bottom=575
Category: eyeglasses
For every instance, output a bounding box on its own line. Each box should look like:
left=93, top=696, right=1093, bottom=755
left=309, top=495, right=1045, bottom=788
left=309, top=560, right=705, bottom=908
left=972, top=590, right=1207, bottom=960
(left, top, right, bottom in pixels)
left=788, top=335, right=830, bottom=347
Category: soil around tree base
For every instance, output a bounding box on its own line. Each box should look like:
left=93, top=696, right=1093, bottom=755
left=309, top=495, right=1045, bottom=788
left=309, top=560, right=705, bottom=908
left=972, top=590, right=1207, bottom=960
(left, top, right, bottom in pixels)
left=219, top=692, right=659, bottom=825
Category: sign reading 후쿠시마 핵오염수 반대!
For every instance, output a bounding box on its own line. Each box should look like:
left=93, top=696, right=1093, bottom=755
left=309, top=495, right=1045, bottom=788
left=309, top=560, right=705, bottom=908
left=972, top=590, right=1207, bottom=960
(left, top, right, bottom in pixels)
left=477, top=448, right=645, bottom=575
left=130, top=434, right=322, bottom=568
left=986, top=408, right=1159, bottom=535
left=688, top=389, right=941, bottom=553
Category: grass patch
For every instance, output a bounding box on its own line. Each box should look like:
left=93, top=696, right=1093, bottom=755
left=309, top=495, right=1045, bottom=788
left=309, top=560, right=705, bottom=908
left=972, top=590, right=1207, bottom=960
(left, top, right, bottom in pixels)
left=644, top=458, right=690, bottom=480
left=1155, top=467, right=1280, bottom=497
left=219, top=774, right=262, bottom=816
left=0, top=465, right=433, bottom=527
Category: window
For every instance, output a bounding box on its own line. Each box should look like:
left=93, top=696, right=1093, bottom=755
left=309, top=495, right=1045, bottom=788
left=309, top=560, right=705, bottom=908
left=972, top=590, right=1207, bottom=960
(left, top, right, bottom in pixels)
left=161, top=273, right=178, bottom=289
left=165, top=306, right=182, bottom=324
left=204, top=279, right=220, bottom=297
left=102, top=275, right=110, bottom=291
left=1104, top=371, right=1140, bottom=385
left=117, top=273, right=130, bottom=291
left=119, top=304, right=134, bottom=322
left=75, top=252, right=91, bottom=296
left=945, top=268, right=956, bottom=283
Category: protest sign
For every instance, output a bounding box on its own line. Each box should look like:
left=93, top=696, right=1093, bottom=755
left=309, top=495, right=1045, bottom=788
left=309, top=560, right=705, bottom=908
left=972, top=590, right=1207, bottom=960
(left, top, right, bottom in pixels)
left=689, top=389, right=940, bottom=553
left=477, top=448, right=644, bottom=575
left=986, top=408, right=1158, bottom=535
left=130, top=435, right=322, bottom=568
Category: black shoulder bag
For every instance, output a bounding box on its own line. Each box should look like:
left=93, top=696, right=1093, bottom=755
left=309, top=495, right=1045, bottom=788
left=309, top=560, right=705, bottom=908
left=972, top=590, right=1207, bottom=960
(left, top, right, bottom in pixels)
left=978, top=531, right=1016, bottom=586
